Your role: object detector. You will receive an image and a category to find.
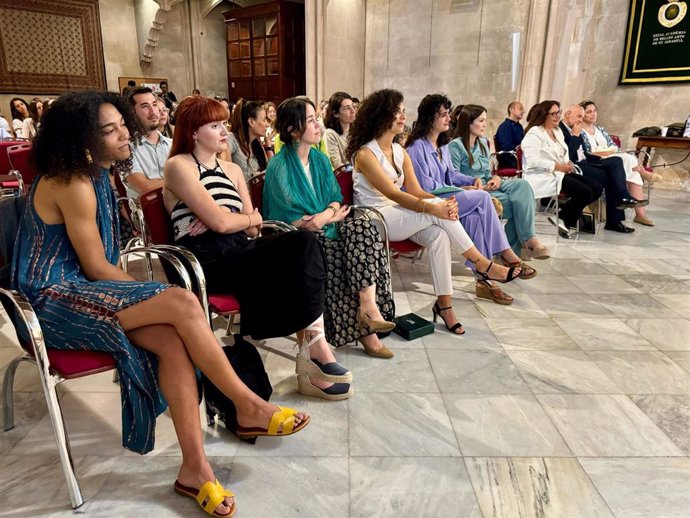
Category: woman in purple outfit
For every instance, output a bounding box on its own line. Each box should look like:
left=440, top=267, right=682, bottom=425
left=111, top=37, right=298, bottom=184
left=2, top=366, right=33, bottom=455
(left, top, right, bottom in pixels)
left=406, top=94, right=536, bottom=305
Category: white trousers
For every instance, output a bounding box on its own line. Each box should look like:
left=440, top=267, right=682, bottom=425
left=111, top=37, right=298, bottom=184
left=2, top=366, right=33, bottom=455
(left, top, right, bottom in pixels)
left=378, top=201, right=474, bottom=296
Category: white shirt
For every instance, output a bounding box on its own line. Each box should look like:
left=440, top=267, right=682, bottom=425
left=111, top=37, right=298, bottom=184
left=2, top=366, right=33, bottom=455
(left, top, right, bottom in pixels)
left=353, top=139, right=404, bottom=207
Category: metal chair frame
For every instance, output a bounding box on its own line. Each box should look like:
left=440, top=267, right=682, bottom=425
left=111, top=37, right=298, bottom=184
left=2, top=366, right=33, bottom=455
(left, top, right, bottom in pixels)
left=1, top=246, right=192, bottom=509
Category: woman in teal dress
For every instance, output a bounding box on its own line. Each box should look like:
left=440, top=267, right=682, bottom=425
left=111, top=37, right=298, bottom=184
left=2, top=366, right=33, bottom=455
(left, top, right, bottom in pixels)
left=263, top=97, right=395, bottom=360
left=448, top=104, right=550, bottom=260
left=12, top=91, right=308, bottom=517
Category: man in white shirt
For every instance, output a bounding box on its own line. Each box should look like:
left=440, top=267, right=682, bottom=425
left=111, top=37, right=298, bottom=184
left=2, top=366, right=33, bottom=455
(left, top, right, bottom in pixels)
left=122, top=87, right=172, bottom=198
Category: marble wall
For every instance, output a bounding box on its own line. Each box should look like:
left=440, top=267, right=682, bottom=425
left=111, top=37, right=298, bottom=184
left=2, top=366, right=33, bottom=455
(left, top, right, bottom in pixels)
left=323, top=0, right=366, bottom=101
left=363, top=0, right=530, bottom=126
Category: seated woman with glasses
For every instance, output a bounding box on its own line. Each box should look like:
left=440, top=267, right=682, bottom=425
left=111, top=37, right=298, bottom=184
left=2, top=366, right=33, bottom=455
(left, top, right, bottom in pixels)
left=521, top=100, right=603, bottom=238
left=13, top=91, right=310, bottom=518
left=447, top=104, right=550, bottom=259
left=163, top=96, right=353, bottom=401
left=348, top=89, right=521, bottom=335
left=406, top=94, right=537, bottom=306
left=323, top=91, right=357, bottom=171
left=263, top=96, right=396, bottom=360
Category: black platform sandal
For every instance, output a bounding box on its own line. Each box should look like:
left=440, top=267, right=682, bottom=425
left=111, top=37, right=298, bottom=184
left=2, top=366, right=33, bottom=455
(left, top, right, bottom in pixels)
left=432, top=302, right=465, bottom=335
left=477, top=261, right=520, bottom=284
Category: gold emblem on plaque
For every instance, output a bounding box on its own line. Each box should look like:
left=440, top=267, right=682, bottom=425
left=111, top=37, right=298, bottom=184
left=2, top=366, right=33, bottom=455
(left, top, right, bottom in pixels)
left=658, top=0, right=687, bottom=28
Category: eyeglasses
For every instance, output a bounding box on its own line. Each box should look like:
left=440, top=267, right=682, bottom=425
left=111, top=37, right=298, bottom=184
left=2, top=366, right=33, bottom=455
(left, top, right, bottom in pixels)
left=548, top=110, right=562, bottom=117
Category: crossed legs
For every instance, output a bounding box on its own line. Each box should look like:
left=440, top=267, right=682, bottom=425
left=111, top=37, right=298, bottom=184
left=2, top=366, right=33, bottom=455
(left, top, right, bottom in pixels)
left=117, top=288, right=309, bottom=515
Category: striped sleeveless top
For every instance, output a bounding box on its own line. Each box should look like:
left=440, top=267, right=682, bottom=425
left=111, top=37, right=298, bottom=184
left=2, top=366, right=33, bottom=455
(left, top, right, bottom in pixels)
left=171, top=154, right=243, bottom=239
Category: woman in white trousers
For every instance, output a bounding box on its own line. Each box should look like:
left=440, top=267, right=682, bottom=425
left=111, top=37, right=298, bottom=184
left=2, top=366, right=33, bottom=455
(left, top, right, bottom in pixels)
left=347, top=89, right=521, bottom=335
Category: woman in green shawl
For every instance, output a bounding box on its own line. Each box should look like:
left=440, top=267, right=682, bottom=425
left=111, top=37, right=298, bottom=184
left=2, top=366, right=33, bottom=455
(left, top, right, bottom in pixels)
left=264, top=97, right=395, bottom=370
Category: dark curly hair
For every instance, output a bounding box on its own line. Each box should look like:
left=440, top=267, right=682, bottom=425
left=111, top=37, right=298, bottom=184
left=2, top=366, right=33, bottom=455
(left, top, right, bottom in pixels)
left=346, top=89, right=404, bottom=161
left=525, top=100, right=560, bottom=135
left=32, top=90, right=140, bottom=181
left=275, top=96, right=315, bottom=145
left=405, top=94, right=452, bottom=149
left=324, top=91, right=352, bottom=135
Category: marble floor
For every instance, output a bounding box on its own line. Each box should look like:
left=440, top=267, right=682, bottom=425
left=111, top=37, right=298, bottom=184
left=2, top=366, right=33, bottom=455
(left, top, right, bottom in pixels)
left=1, top=190, right=690, bottom=517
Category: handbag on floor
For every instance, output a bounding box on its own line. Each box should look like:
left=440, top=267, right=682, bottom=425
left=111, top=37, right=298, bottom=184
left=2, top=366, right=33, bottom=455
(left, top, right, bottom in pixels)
left=202, top=334, right=272, bottom=439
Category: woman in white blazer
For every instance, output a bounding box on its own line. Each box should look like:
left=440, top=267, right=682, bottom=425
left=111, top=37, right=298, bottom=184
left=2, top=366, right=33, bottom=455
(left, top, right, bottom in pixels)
left=521, top=100, right=602, bottom=237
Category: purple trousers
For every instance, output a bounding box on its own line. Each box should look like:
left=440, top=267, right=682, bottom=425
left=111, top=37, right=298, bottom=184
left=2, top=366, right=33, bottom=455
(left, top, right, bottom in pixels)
left=441, top=189, right=510, bottom=273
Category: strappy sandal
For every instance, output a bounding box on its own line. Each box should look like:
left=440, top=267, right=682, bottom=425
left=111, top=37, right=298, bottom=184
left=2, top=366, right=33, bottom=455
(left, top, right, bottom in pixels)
left=477, top=261, right=520, bottom=284
left=296, top=320, right=352, bottom=383
left=235, top=406, right=310, bottom=440
left=497, top=258, right=537, bottom=280
left=432, top=302, right=465, bottom=334
left=174, top=479, right=236, bottom=517
left=475, top=280, right=514, bottom=305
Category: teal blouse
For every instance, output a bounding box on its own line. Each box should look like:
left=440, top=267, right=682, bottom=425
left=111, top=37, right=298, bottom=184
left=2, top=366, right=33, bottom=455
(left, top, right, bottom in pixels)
left=263, top=144, right=343, bottom=239
left=447, top=136, right=492, bottom=183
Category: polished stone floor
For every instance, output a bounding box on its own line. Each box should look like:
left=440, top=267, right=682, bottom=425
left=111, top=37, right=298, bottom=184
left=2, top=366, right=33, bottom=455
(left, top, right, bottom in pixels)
left=1, top=190, right=689, bottom=517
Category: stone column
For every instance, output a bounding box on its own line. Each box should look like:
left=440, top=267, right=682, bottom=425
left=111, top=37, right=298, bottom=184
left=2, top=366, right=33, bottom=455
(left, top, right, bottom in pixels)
left=305, top=0, right=326, bottom=102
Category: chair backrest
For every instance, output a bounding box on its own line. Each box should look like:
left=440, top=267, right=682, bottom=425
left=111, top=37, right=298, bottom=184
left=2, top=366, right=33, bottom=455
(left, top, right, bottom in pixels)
left=335, top=167, right=354, bottom=205
left=0, top=140, right=20, bottom=175
left=7, top=143, right=34, bottom=189
left=113, top=170, right=128, bottom=198
left=138, top=188, right=173, bottom=245
left=610, top=134, right=622, bottom=148
left=248, top=172, right=265, bottom=215
left=515, top=145, right=523, bottom=168
left=492, top=135, right=500, bottom=152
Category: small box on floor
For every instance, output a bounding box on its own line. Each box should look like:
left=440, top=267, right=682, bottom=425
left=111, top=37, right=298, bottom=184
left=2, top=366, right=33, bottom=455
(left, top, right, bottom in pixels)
left=393, top=313, right=435, bottom=340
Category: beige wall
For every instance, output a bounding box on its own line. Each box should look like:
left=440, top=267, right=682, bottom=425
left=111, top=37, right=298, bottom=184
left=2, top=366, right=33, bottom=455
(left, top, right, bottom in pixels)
left=363, top=0, right=530, bottom=126
left=198, top=3, right=230, bottom=98
left=323, top=0, right=366, bottom=100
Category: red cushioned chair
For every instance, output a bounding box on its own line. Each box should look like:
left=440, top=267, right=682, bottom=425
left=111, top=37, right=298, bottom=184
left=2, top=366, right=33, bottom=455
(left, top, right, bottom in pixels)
left=7, top=143, right=34, bottom=192
left=0, top=195, right=192, bottom=510
left=334, top=166, right=425, bottom=262
left=491, top=136, right=522, bottom=178
left=137, top=188, right=296, bottom=377
left=0, top=140, right=23, bottom=198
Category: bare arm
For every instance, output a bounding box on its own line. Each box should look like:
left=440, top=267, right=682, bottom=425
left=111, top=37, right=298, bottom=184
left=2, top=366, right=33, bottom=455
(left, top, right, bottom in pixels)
left=164, top=156, right=261, bottom=235
left=55, top=178, right=134, bottom=281
left=125, top=173, right=164, bottom=197
left=219, top=159, right=261, bottom=238
left=354, top=148, right=455, bottom=220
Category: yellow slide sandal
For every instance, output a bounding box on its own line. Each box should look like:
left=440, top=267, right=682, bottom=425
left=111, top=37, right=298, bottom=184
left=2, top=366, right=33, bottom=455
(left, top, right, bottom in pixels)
left=174, top=479, right=236, bottom=517
left=235, top=405, right=310, bottom=440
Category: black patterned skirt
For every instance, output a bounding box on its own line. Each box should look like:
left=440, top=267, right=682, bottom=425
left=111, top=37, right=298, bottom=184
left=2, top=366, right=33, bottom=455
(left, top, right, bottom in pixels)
left=317, top=218, right=394, bottom=347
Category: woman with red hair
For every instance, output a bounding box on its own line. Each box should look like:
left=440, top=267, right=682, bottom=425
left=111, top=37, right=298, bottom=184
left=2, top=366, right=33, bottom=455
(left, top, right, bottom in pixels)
left=164, top=96, right=353, bottom=401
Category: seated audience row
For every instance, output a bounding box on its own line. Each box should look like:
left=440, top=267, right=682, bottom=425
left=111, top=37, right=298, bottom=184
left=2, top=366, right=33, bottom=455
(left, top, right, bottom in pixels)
left=12, top=91, right=310, bottom=518
left=8, top=85, right=658, bottom=517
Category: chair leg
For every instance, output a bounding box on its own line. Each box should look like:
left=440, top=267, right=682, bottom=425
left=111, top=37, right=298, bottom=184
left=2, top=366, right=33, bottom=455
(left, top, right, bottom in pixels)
left=2, top=355, right=32, bottom=431
left=40, top=373, right=84, bottom=509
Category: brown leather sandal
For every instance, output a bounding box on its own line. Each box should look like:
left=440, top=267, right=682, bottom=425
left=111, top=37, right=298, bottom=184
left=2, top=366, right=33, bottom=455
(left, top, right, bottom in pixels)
left=497, top=258, right=537, bottom=279
left=475, top=280, right=514, bottom=305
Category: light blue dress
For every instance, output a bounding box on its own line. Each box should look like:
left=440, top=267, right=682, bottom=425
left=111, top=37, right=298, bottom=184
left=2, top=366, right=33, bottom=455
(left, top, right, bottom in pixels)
left=12, top=168, right=170, bottom=454
left=447, top=136, right=537, bottom=255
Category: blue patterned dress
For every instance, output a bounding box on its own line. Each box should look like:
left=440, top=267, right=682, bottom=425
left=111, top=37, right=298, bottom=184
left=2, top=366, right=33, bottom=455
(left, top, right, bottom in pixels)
left=12, top=168, right=170, bottom=454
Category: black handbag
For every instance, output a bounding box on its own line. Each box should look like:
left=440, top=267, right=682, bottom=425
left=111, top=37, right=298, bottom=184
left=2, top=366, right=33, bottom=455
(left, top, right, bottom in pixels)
left=202, top=334, right=272, bottom=438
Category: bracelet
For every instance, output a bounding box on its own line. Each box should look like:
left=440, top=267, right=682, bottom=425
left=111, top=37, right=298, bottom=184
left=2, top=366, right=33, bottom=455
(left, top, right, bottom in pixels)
left=326, top=205, right=338, bottom=214
left=418, top=198, right=426, bottom=214
left=245, top=214, right=252, bottom=229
